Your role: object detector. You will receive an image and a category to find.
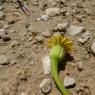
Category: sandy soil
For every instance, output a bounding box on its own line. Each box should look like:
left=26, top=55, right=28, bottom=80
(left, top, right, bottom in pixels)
left=0, top=0, right=95, bottom=95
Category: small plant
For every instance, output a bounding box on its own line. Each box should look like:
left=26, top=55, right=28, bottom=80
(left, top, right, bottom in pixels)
left=48, top=34, right=73, bottom=95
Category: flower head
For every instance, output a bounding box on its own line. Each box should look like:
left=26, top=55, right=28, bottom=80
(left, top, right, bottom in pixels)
left=48, top=35, right=73, bottom=53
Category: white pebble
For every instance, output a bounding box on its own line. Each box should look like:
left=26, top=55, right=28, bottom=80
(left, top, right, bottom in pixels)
left=40, top=79, right=52, bottom=94
left=77, top=61, right=83, bottom=70
left=35, top=35, right=44, bottom=42
left=78, top=31, right=91, bottom=43
left=69, top=25, right=85, bottom=36
left=0, top=11, right=5, bottom=20
left=0, top=6, right=4, bottom=11
left=26, top=24, right=38, bottom=35
left=20, top=92, right=27, bottom=95
left=54, top=22, right=68, bottom=31
left=91, top=42, right=95, bottom=54
left=45, top=8, right=61, bottom=17
left=36, top=17, right=41, bottom=21
left=42, top=55, right=51, bottom=75
left=42, top=30, right=52, bottom=38
left=41, top=15, right=49, bottom=21
left=64, top=76, right=75, bottom=87
left=0, top=55, right=10, bottom=65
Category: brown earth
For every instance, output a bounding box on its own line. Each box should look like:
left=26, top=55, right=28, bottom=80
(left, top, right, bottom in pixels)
left=0, top=0, right=95, bottom=95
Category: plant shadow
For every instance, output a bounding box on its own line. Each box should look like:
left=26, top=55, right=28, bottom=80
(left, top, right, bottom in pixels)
left=58, top=53, right=74, bottom=72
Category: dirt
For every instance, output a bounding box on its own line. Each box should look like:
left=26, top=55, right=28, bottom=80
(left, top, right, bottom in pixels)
left=0, top=0, right=95, bottom=95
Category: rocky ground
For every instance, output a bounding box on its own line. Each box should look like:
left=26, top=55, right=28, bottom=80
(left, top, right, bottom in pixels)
left=0, top=0, right=95, bottom=95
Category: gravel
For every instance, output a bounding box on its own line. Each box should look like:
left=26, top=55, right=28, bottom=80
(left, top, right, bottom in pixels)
left=45, top=8, right=61, bottom=17
left=0, top=55, right=10, bottom=65
left=42, top=30, right=52, bottom=38
left=76, top=61, right=83, bottom=70
left=0, top=11, right=5, bottom=20
left=69, top=25, right=85, bottom=36
left=40, top=15, right=49, bottom=21
left=39, top=79, right=52, bottom=94
left=64, top=76, right=76, bottom=88
left=78, top=31, right=91, bottom=44
left=0, top=28, right=6, bottom=38
left=42, top=55, right=51, bottom=75
left=1, top=35, right=11, bottom=42
left=54, top=22, right=69, bottom=32
left=91, top=42, right=95, bottom=54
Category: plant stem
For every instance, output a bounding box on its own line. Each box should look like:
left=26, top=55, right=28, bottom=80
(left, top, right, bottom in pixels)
left=51, top=58, right=69, bottom=95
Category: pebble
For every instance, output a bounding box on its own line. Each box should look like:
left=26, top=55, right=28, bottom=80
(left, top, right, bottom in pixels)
left=36, top=17, right=41, bottom=21
left=9, top=29, right=16, bottom=33
left=45, top=8, right=61, bottom=17
left=0, top=28, right=6, bottom=38
left=0, top=55, right=10, bottom=65
left=69, top=25, right=85, bottom=36
left=39, top=79, right=52, bottom=94
left=41, top=15, right=49, bottom=21
left=54, top=22, right=69, bottom=32
left=27, top=36, right=33, bottom=42
left=64, top=76, right=76, bottom=88
left=26, top=24, right=38, bottom=35
left=3, top=24, right=9, bottom=29
left=0, top=6, right=4, bottom=11
left=1, top=35, right=11, bottom=42
left=10, top=60, right=17, bottom=65
left=91, top=42, right=95, bottom=54
left=42, top=30, right=52, bottom=38
left=0, top=11, right=5, bottom=20
left=76, top=61, right=83, bottom=70
left=70, top=62, right=77, bottom=67
left=20, top=92, right=27, bottom=95
left=78, top=31, right=91, bottom=44
left=42, top=55, right=51, bottom=75
left=35, top=35, right=44, bottom=43
left=50, top=1, right=57, bottom=7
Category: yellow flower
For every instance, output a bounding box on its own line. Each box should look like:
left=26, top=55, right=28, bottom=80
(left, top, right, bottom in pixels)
left=48, top=35, right=73, bottom=53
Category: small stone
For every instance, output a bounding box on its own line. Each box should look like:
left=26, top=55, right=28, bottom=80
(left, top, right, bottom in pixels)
left=40, top=79, right=52, bottom=94
left=42, top=30, right=52, bottom=38
left=0, top=28, right=6, bottom=38
left=0, top=55, right=10, bottom=65
left=50, top=2, right=57, bottom=7
left=30, top=61, right=34, bottom=65
left=20, top=92, right=27, bottom=95
left=53, top=32, right=61, bottom=36
left=78, top=31, right=91, bottom=44
left=54, top=22, right=69, bottom=32
left=41, top=15, right=49, bottom=21
left=0, top=6, right=4, bottom=11
left=9, top=29, right=16, bottom=33
left=27, top=36, right=33, bottom=42
left=26, top=24, right=38, bottom=35
left=42, top=55, right=51, bottom=75
left=0, top=11, right=5, bottom=20
left=77, top=61, right=83, bottom=70
left=35, top=35, right=44, bottom=43
left=64, top=76, right=76, bottom=88
left=1, top=35, right=11, bottom=41
left=91, top=42, right=95, bottom=54
left=69, top=25, right=85, bottom=36
left=70, top=62, right=77, bottom=67
left=36, top=17, right=41, bottom=21
left=45, top=8, right=61, bottom=17
left=11, top=60, right=17, bottom=65
left=3, top=24, right=9, bottom=29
